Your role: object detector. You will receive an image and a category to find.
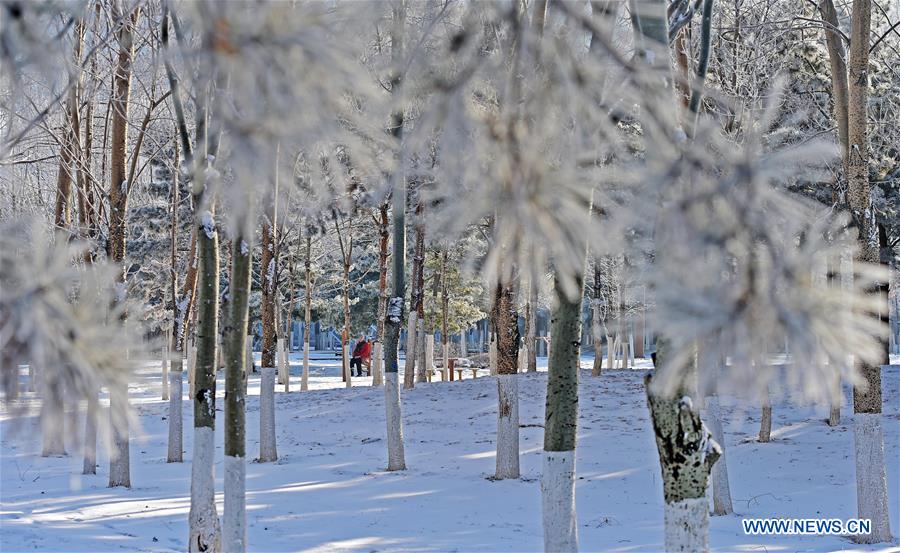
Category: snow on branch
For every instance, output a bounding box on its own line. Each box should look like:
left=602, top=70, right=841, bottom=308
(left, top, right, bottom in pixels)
left=0, top=220, right=147, bottom=430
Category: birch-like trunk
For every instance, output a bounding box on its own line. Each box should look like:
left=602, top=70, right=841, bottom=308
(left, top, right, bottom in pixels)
left=223, top=231, right=252, bottom=553
left=646, top=343, right=721, bottom=553
left=83, top=386, right=98, bottom=474
left=189, top=198, right=221, bottom=553
left=542, top=276, right=582, bottom=552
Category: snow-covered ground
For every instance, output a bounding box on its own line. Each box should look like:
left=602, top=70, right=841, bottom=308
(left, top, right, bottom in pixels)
left=2, top=354, right=898, bottom=552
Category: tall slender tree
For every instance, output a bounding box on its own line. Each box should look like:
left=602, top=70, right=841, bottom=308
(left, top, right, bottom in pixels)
left=383, top=0, right=407, bottom=472
left=107, top=1, right=140, bottom=489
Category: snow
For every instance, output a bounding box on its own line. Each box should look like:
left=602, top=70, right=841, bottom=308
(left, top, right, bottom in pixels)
left=2, top=355, right=898, bottom=552
left=200, top=211, right=216, bottom=240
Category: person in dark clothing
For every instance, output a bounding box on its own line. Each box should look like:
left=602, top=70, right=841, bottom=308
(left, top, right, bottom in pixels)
left=350, top=335, right=371, bottom=377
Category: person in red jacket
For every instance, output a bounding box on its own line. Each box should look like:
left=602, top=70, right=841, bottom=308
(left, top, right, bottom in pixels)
left=350, top=334, right=371, bottom=377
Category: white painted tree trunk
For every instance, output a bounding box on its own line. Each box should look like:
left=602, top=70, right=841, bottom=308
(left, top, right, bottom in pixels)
left=40, top=375, right=67, bottom=456
left=489, top=336, right=498, bottom=376
left=665, top=497, right=709, bottom=552
left=759, top=388, right=772, bottom=443
left=828, top=371, right=841, bottom=426
left=281, top=339, right=290, bottom=392
left=404, top=314, right=417, bottom=389
left=460, top=331, right=468, bottom=359
left=423, top=334, right=434, bottom=382
left=108, top=380, right=130, bottom=487
left=606, top=333, right=615, bottom=371
left=302, top=339, right=310, bottom=391
left=27, top=364, right=35, bottom=392
left=83, top=388, right=98, bottom=474
left=189, top=426, right=221, bottom=553
left=542, top=451, right=578, bottom=552
left=705, top=395, right=733, bottom=515
left=259, top=366, right=277, bottom=462
left=343, top=344, right=351, bottom=388
left=853, top=413, right=892, bottom=543
left=442, top=343, right=449, bottom=382
left=188, top=343, right=196, bottom=398
left=495, top=374, right=520, bottom=479
left=372, top=341, right=383, bottom=386
left=167, top=363, right=183, bottom=463
left=384, top=372, right=406, bottom=470
left=223, top=455, right=245, bottom=553
left=517, top=345, right=526, bottom=373
left=162, top=337, right=170, bottom=401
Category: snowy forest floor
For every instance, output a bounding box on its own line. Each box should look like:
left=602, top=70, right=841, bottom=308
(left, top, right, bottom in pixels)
left=1, top=354, right=898, bottom=552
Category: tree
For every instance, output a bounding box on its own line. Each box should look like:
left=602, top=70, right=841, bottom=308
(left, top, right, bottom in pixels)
left=843, top=0, right=892, bottom=542
left=107, top=1, right=140, bottom=489
left=383, top=0, right=407, bottom=472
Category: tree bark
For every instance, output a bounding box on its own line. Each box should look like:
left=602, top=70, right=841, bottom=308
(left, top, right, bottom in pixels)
left=54, top=20, right=84, bottom=231
left=374, top=204, right=390, bottom=386
left=223, top=229, right=252, bottom=553
left=405, top=199, right=426, bottom=388
left=189, top=196, right=221, bottom=553
left=705, top=394, right=733, bottom=515
left=107, top=4, right=140, bottom=489
left=542, top=275, right=582, bottom=552
left=302, top=234, right=312, bottom=391
left=383, top=0, right=407, bottom=471
left=259, top=179, right=278, bottom=461
left=494, top=281, right=520, bottom=479
left=845, top=0, right=891, bottom=543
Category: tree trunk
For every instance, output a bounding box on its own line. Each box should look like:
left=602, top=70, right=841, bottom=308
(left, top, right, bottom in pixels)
left=54, top=20, right=84, bottom=231
left=107, top=5, right=139, bottom=489
left=705, top=394, right=733, bottom=515
left=259, top=365, right=278, bottom=462
left=162, top=332, right=170, bottom=401
left=383, top=0, right=407, bottom=470
left=167, top=355, right=184, bottom=463
left=259, top=191, right=278, bottom=462
left=40, top=373, right=67, bottom=456
left=416, top=319, right=427, bottom=383
left=83, top=386, right=98, bottom=473
left=189, top=197, right=221, bottom=553
left=223, top=230, right=252, bottom=553
left=302, top=235, right=312, bottom=391
left=526, top=279, right=538, bottom=372
left=591, top=264, right=603, bottom=376
left=405, top=200, right=426, bottom=388
left=542, top=276, right=582, bottom=552
left=494, top=281, right=520, bottom=479
left=845, top=0, right=892, bottom=543
left=374, top=204, right=390, bottom=386
left=758, top=385, right=772, bottom=443
left=404, top=314, right=418, bottom=388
